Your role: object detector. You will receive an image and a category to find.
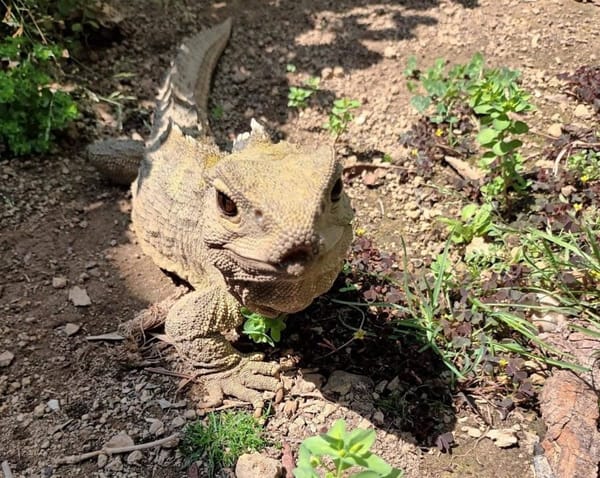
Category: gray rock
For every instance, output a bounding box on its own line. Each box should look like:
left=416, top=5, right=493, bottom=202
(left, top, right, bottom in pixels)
left=97, top=454, right=108, bottom=468
left=0, top=351, right=14, bottom=368
left=486, top=428, right=518, bottom=448
left=547, top=123, right=563, bottom=138
left=126, top=450, right=143, bottom=465
left=52, top=276, right=68, bottom=289
left=235, top=453, right=282, bottom=478
left=64, top=323, right=81, bottom=336
left=148, top=419, right=165, bottom=436
left=33, top=403, right=46, bottom=417
left=105, top=456, right=123, bottom=472
left=322, top=370, right=374, bottom=396
left=104, top=431, right=134, bottom=448
left=68, top=286, right=91, bottom=307
left=47, top=399, right=60, bottom=411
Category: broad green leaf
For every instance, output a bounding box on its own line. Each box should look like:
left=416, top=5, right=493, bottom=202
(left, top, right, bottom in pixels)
left=492, top=116, right=511, bottom=131
left=476, top=128, right=498, bottom=146
left=410, top=95, right=431, bottom=113
left=460, top=203, right=479, bottom=221
left=347, top=428, right=376, bottom=453
left=473, top=103, right=493, bottom=114
left=327, top=419, right=347, bottom=441
left=293, top=466, right=319, bottom=478
left=510, top=120, right=529, bottom=134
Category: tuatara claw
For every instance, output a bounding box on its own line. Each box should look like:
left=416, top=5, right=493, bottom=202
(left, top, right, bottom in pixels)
left=196, top=359, right=282, bottom=412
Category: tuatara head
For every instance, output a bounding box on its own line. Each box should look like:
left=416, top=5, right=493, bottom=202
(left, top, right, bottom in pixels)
left=202, top=140, right=353, bottom=317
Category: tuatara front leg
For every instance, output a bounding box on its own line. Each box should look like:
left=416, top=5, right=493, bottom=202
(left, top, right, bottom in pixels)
left=164, top=286, right=281, bottom=410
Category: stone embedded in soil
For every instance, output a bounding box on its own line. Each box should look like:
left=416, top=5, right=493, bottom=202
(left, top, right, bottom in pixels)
left=573, top=103, right=593, bottom=119
left=127, top=450, right=143, bottom=465
left=105, top=431, right=134, bottom=449
left=462, top=426, right=483, bottom=438
left=105, top=456, right=123, bottom=472
left=68, top=286, right=91, bottom=307
left=0, top=351, right=14, bottom=368
left=64, top=323, right=81, bottom=336
left=52, top=276, right=68, bottom=289
left=148, top=418, right=165, bottom=436
left=235, top=453, right=282, bottom=478
left=486, top=429, right=518, bottom=448
left=547, top=123, right=563, bottom=138
left=97, top=454, right=108, bottom=468
left=33, top=403, right=46, bottom=417
left=322, top=370, right=374, bottom=396
left=47, top=399, right=60, bottom=411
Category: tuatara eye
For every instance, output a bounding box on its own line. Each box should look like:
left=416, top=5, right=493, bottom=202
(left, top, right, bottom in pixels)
left=216, top=190, right=238, bottom=217
left=330, top=177, right=343, bottom=203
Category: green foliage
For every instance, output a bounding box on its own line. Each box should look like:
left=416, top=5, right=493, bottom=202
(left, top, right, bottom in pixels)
left=440, top=203, right=496, bottom=244
left=470, top=67, right=533, bottom=204
left=0, top=37, right=78, bottom=155
left=210, top=104, right=224, bottom=120
left=567, top=149, right=600, bottom=182
left=406, top=53, right=534, bottom=207
left=181, top=411, right=266, bottom=477
left=288, top=76, right=320, bottom=109
left=325, top=98, right=360, bottom=138
left=241, top=307, right=287, bottom=347
left=293, top=419, right=403, bottom=478
left=406, top=53, right=484, bottom=125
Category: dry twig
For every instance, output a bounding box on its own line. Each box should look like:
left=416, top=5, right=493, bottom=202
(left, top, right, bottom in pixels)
left=56, top=433, right=180, bottom=465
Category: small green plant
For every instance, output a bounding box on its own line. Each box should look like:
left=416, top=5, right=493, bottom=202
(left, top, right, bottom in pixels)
left=181, top=411, right=266, bottom=477
left=288, top=76, right=320, bottom=109
left=405, top=53, right=484, bottom=125
left=324, top=98, right=360, bottom=138
left=470, top=67, right=533, bottom=205
left=440, top=203, right=496, bottom=245
left=210, top=104, right=224, bottom=120
left=567, top=149, right=600, bottom=182
left=241, top=307, right=287, bottom=346
left=293, top=419, right=403, bottom=478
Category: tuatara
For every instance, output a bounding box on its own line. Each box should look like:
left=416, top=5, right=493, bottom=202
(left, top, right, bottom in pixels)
left=88, top=19, right=354, bottom=409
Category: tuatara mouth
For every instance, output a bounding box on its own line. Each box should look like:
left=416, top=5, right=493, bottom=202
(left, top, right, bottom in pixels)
left=222, top=245, right=342, bottom=281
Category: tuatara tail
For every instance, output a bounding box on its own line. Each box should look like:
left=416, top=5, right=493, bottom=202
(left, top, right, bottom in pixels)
left=146, top=18, right=232, bottom=151
left=87, top=18, right=232, bottom=185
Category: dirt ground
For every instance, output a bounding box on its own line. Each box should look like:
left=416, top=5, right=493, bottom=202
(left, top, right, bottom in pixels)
left=1, top=0, right=599, bottom=477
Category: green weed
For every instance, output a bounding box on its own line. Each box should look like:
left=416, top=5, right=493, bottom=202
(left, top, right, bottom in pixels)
left=567, top=149, right=600, bottom=182
left=241, top=307, right=287, bottom=347
left=293, top=419, right=403, bottom=478
left=324, top=98, right=360, bottom=138
left=288, top=76, right=320, bottom=109
left=181, top=411, right=267, bottom=477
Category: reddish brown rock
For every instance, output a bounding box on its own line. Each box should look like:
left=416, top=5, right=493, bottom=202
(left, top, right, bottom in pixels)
left=539, top=370, right=600, bottom=478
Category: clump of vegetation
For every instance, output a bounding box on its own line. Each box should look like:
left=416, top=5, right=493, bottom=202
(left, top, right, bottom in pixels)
left=324, top=98, right=361, bottom=139
left=0, top=0, right=88, bottom=155
left=293, top=419, right=403, bottom=478
left=0, top=38, right=78, bottom=155
left=567, top=148, right=600, bottom=182
left=405, top=53, right=534, bottom=208
left=288, top=75, right=320, bottom=109
left=241, top=307, right=287, bottom=347
left=181, top=411, right=267, bottom=477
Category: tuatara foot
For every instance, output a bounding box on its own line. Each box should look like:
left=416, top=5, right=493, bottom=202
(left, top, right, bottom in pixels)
left=193, top=357, right=282, bottom=413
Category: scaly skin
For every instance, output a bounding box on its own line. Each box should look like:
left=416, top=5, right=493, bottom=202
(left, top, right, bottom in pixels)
left=92, top=19, right=354, bottom=409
